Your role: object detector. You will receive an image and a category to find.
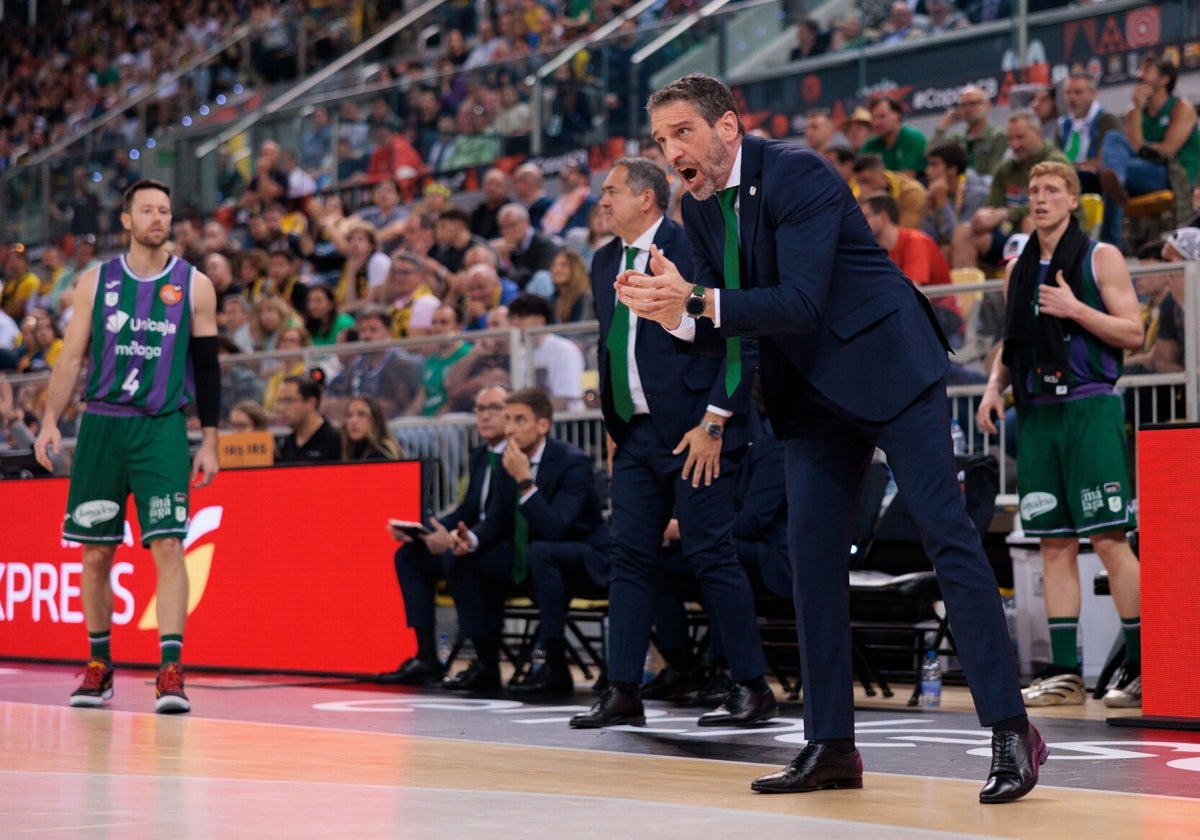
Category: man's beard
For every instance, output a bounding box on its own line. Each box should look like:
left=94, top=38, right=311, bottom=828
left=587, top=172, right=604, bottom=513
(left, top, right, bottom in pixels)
left=690, top=135, right=733, bottom=202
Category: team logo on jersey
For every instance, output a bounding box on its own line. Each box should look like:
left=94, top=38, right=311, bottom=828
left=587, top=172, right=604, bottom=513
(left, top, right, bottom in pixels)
left=105, top=292, right=119, bottom=307
left=105, top=310, right=130, bottom=333
left=159, top=284, right=183, bottom=306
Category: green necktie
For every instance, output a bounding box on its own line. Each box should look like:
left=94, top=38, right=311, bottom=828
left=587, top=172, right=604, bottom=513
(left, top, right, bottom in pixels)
left=484, top=450, right=498, bottom=507
left=512, top=463, right=535, bottom=585
left=604, top=246, right=638, bottom=421
left=716, top=187, right=743, bottom=398
left=1064, top=129, right=1081, bottom=163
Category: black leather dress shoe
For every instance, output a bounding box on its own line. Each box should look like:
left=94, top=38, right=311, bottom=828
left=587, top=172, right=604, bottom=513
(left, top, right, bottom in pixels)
left=377, top=657, right=443, bottom=685
left=641, top=665, right=707, bottom=701
left=569, top=686, right=646, bottom=728
left=697, top=682, right=778, bottom=727
left=979, top=725, right=1048, bottom=804
left=751, top=742, right=864, bottom=793
left=509, top=663, right=574, bottom=697
left=442, top=660, right=501, bottom=692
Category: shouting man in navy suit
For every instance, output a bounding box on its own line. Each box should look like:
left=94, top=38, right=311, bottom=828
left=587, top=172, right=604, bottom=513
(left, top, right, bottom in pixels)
left=571, top=156, right=776, bottom=729
left=617, top=74, right=1045, bottom=804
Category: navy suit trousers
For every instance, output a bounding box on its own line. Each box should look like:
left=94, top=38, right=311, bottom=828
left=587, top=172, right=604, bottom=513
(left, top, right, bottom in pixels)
left=782, top=377, right=1025, bottom=740
left=444, top=540, right=515, bottom=640
left=392, top=541, right=448, bottom=629
left=607, top=416, right=767, bottom=684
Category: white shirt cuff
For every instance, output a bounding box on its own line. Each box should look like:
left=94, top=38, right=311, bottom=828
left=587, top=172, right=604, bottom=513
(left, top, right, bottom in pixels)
left=667, top=315, right=696, bottom=342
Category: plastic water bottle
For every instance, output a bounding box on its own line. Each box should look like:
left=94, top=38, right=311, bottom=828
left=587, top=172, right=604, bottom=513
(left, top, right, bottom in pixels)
left=642, top=645, right=656, bottom=684
left=437, top=633, right=452, bottom=668
left=530, top=645, right=546, bottom=676
left=601, top=616, right=609, bottom=663
left=950, top=419, right=967, bottom=456
left=920, top=650, right=942, bottom=708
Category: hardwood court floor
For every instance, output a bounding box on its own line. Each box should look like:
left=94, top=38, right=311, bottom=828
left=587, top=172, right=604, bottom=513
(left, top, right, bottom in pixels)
left=3, top=663, right=1200, bottom=838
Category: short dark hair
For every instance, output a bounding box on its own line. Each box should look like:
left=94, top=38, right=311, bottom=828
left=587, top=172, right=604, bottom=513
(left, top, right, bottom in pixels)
left=1140, top=53, right=1179, bottom=94
left=926, top=141, right=968, bottom=175
left=507, top=387, right=554, bottom=422
left=862, top=192, right=900, bottom=224
left=646, top=73, right=745, bottom=137
left=356, top=305, right=391, bottom=328
left=284, top=373, right=323, bottom=405
left=507, top=292, right=555, bottom=323
left=613, top=156, right=670, bottom=212
left=867, top=94, right=904, bottom=118
left=438, top=207, right=470, bottom=226
left=825, top=145, right=855, bottom=165
left=852, top=153, right=885, bottom=174
left=123, top=178, right=171, bottom=212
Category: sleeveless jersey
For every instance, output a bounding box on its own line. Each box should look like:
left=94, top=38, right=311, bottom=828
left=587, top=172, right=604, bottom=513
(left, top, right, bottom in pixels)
left=84, top=254, right=195, bottom=417
left=1028, top=241, right=1122, bottom=404
left=1143, top=95, right=1200, bottom=182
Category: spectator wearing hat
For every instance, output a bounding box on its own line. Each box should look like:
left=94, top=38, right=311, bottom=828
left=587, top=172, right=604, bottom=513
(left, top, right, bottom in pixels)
left=541, top=158, right=596, bottom=237
left=1163, top=225, right=1200, bottom=262
left=839, top=106, right=873, bottom=154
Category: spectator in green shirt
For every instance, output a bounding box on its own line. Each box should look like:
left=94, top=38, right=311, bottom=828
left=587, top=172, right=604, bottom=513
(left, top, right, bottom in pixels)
left=861, top=94, right=927, bottom=180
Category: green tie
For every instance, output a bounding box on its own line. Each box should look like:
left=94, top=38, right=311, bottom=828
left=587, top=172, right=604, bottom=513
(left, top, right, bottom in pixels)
left=716, top=187, right=743, bottom=397
left=512, top=466, right=533, bottom=585
left=513, top=502, right=528, bottom=585
left=1064, top=129, right=1081, bottom=163
left=605, top=246, right=638, bottom=421
left=484, top=450, right=498, bottom=507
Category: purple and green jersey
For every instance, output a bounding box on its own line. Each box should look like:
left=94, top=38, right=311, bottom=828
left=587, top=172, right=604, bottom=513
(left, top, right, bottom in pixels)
left=84, top=254, right=195, bottom=417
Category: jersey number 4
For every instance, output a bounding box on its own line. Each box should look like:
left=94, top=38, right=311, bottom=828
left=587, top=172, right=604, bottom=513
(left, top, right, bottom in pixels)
left=121, top=367, right=141, bottom=396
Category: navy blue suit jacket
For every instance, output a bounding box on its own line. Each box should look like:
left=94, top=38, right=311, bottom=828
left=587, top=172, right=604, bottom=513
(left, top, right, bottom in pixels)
left=685, top=135, right=950, bottom=427
left=474, top=437, right=609, bottom=582
left=592, top=216, right=755, bottom=450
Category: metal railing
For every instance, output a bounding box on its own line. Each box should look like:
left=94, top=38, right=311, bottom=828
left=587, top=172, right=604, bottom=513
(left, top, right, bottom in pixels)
left=5, top=262, right=1197, bottom=515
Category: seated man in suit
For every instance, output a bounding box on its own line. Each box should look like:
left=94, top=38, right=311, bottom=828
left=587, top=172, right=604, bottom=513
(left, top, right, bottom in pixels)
left=444, top=387, right=609, bottom=695
left=378, top=384, right=510, bottom=685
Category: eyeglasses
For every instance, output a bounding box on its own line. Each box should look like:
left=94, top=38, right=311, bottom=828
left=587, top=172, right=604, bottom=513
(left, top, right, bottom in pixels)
left=473, top=403, right=506, bottom=414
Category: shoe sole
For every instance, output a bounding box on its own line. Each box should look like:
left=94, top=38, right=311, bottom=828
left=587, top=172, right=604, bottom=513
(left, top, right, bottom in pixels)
left=156, top=696, right=191, bottom=714
left=1103, top=695, right=1142, bottom=708
left=979, top=739, right=1049, bottom=804
left=751, top=777, right=864, bottom=794
left=69, top=688, right=113, bottom=708
left=569, top=715, right=646, bottom=729
left=1022, top=692, right=1085, bottom=706
left=697, top=707, right=779, bottom=727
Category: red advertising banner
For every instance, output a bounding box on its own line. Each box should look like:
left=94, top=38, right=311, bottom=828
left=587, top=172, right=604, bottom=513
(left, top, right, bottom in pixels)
left=0, top=461, right=426, bottom=674
left=1137, top=426, right=1200, bottom=721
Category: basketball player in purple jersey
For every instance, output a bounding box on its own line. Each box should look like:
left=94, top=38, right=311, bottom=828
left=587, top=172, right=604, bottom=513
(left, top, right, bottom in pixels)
left=36, top=179, right=221, bottom=713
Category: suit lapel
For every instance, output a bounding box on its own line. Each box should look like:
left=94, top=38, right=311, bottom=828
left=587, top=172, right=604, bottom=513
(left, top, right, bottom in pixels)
left=739, top=136, right=764, bottom=288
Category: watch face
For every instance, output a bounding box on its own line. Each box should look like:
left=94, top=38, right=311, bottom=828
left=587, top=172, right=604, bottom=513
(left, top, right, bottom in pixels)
left=685, top=295, right=705, bottom=317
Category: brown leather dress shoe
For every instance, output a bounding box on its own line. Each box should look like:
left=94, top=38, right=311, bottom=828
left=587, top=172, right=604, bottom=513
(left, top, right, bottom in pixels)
left=569, top=686, right=646, bottom=728
left=751, top=742, right=864, bottom=793
left=978, top=724, right=1048, bottom=804
left=697, top=683, right=778, bottom=727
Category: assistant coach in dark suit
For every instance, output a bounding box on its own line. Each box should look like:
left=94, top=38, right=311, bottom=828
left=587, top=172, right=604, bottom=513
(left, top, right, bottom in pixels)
left=618, top=74, right=1045, bottom=804
left=378, top=384, right=510, bottom=687
left=570, top=156, right=776, bottom=729
left=447, top=387, right=609, bottom=695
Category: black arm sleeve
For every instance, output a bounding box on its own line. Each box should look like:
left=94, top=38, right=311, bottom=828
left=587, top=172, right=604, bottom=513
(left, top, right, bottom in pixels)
left=191, top=334, right=221, bottom=428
